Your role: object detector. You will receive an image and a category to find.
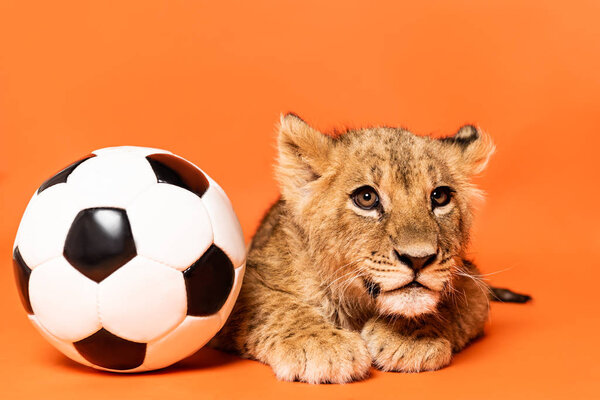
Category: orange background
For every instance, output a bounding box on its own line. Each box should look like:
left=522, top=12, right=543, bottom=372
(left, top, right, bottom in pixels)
left=1, top=1, right=599, bottom=399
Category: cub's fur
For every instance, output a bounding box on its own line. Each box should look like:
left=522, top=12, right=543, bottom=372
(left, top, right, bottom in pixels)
left=212, top=114, right=499, bottom=383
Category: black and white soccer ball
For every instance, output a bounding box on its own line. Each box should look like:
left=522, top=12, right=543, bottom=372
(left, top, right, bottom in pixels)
left=12, top=146, right=246, bottom=372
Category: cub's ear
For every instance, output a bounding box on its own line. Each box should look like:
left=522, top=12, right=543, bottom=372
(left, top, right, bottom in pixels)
left=276, top=113, right=333, bottom=199
left=440, top=125, right=495, bottom=175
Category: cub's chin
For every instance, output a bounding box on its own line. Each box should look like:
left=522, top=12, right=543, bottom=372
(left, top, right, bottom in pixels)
left=377, top=287, right=441, bottom=317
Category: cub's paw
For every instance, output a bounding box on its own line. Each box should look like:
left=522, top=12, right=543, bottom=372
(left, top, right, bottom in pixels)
left=361, top=319, right=452, bottom=373
left=267, top=328, right=371, bottom=384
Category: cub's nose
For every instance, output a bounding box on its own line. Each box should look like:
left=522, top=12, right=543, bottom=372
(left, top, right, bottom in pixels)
left=394, top=250, right=437, bottom=272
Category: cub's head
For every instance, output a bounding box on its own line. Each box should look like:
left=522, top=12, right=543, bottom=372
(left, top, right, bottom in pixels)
left=276, top=114, right=494, bottom=317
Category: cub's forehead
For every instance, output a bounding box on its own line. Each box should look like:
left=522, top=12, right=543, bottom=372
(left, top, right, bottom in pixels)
left=334, top=127, right=453, bottom=187
left=337, top=127, right=428, bottom=156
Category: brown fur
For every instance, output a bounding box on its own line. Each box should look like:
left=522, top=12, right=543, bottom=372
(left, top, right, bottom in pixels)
left=211, top=114, right=495, bottom=383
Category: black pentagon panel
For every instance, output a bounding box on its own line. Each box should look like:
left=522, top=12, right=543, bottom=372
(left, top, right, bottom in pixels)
left=73, top=328, right=146, bottom=370
left=184, top=245, right=235, bottom=316
left=12, top=247, right=33, bottom=314
left=37, top=154, right=96, bottom=194
left=146, top=153, right=209, bottom=198
left=64, top=208, right=136, bottom=283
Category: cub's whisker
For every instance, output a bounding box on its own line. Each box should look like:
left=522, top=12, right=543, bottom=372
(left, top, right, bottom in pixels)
left=466, top=266, right=514, bottom=278
left=323, top=258, right=368, bottom=292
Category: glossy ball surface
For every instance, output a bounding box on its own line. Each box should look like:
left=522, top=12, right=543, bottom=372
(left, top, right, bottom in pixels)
left=13, top=146, right=246, bottom=372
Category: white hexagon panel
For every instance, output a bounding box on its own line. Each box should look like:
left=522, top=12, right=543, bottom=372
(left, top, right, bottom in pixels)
left=98, top=257, right=187, bottom=343
left=127, top=184, right=214, bottom=270
left=12, top=146, right=246, bottom=372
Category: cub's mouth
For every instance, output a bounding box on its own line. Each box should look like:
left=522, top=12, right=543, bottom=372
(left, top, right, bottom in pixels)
left=363, top=278, right=432, bottom=299
left=364, top=278, right=441, bottom=317
left=384, top=280, right=430, bottom=294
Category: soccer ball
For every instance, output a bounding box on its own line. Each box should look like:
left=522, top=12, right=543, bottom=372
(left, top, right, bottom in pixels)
left=12, top=146, right=246, bottom=372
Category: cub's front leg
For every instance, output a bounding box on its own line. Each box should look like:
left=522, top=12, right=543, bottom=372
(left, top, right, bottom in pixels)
left=361, top=316, right=453, bottom=372
left=213, top=281, right=371, bottom=384
left=263, top=311, right=372, bottom=384
left=361, top=272, right=489, bottom=372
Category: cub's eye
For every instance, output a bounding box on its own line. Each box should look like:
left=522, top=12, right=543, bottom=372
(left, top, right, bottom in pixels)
left=431, top=186, right=453, bottom=208
left=351, top=186, right=380, bottom=210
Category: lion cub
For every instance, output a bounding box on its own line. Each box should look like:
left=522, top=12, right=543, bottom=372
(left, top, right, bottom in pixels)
left=212, top=114, right=504, bottom=383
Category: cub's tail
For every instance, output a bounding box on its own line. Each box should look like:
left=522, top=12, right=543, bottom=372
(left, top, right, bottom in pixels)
left=489, top=287, right=532, bottom=303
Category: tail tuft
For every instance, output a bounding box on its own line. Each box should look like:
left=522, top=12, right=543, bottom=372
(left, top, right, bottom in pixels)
left=490, top=287, right=532, bottom=303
